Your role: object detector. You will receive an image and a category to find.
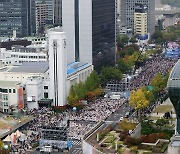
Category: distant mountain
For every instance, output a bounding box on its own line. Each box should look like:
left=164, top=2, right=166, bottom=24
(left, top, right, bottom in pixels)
left=161, top=0, right=180, bottom=8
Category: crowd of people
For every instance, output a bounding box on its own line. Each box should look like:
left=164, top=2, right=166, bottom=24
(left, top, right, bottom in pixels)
left=129, top=55, right=178, bottom=91
left=8, top=51, right=180, bottom=153
left=68, top=98, right=127, bottom=122
left=26, top=107, right=63, bottom=131
left=12, top=131, right=40, bottom=154
left=68, top=121, right=94, bottom=140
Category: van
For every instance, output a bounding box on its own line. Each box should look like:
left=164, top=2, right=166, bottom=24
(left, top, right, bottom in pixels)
left=40, top=146, right=53, bottom=153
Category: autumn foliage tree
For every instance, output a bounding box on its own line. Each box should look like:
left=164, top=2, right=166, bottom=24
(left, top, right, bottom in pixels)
left=129, top=88, right=149, bottom=117
left=129, top=88, right=149, bottom=111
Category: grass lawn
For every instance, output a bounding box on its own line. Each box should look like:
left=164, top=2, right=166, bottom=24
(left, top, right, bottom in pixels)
left=0, top=121, right=11, bottom=129
left=3, top=116, right=14, bottom=121
left=104, top=136, right=115, bottom=143
left=20, top=116, right=31, bottom=122
left=152, top=105, right=173, bottom=113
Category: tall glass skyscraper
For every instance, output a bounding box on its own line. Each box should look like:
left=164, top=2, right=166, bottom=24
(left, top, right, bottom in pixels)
left=62, top=0, right=115, bottom=70
left=0, top=0, right=30, bottom=37
left=53, top=0, right=62, bottom=26
left=92, top=0, right=115, bottom=69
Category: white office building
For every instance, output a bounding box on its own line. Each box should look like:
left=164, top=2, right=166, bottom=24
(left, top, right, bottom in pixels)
left=48, top=27, right=93, bottom=106
left=0, top=81, right=22, bottom=113
left=0, top=45, right=48, bottom=66
left=0, top=27, right=93, bottom=110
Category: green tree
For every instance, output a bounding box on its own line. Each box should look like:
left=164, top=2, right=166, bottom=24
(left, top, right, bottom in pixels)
left=129, top=36, right=137, bottom=44
left=0, top=140, right=3, bottom=149
left=152, top=31, right=163, bottom=40
left=141, top=86, right=155, bottom=103
left=74, top=82, right=86, bottom=99
left=141, top=120, right=154, bottom=135
left=67, top=85, right=78, bottom=105
left=117, top=59, right=131, bottom=73
left=100, top=67, right=123, bottom=84
left=117, top=34, right=129, bottom=50
left=150, top=73, right=168, bottom=94
left=85, top=70, right=100, bottom=92
left=162, top=32, right=177, bottom=42
left=156, top=119, right=169, bottom=130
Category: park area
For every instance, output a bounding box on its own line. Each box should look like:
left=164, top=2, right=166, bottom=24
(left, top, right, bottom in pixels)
left=86, top=118, right=174, bottom=154
left=148, top=98, right=176, bottom=122
left=0, top=114, right=32, bottom=138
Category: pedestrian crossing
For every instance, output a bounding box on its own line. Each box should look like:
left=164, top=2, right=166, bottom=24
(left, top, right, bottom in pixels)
left=72, top=140, right=81, bottom=146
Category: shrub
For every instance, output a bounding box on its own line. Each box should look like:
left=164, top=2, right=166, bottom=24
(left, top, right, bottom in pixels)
left=141, top=133, right=166, bottom=143
left=120, top=119, right=137, bottom=131
left=130, top=146, right=138, bottom=153
left=124, top=136, right=142, bottom=147
left=119, top=130, right=129, bottom=141
left=98, top=130, right=107, bottom=141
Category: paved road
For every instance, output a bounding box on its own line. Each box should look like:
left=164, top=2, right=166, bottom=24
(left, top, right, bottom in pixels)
left=106, top=102, right=132, bottom=122
left=68, top=145, right=83, bottom=154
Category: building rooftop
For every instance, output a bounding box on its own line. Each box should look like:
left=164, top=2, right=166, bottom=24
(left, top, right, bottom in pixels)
left=8, top=62, right=49, bottom=73
left=48, top=26, right=63, bottom=33
left=0, top=68, right=9, bottom=72
left=0, top=81, right=21, bottom=87
left=67, top=62, right=91, bottom=75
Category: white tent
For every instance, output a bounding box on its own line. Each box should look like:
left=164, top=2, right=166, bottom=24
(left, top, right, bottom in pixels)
left=15, top=130, right=22, bottom=137
left=3, top=135, right=11, bottom=142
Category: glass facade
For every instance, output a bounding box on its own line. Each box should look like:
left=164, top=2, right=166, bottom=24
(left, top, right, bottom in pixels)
left=75, top=0, right=79, bottom=62
left=0, top=0, right=30, bottom=37
left=168, top=86, right=180, bottom=134
left=92, top=0, right=115, bottom=70
left=168, top=60, right=180, bottom=134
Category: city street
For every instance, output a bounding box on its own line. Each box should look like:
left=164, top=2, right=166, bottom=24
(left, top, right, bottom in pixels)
left=106, top=101, right=132, bottom=122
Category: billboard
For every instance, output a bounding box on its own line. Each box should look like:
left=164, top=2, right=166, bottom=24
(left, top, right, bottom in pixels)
left=18, top=87, right=24, bottom=109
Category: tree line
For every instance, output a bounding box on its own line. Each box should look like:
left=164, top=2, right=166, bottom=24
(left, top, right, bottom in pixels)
left=129, top=73, right=169, bottom=116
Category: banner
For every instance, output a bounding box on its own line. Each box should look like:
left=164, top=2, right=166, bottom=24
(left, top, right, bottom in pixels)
left=18, top=87, right=24, bottom=109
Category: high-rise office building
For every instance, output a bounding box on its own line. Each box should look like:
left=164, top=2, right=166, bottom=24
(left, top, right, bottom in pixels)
left=44, top=0, right=53, bottom=23
left=0, top=0, right=30, bottom=37
left=134, top=3, right=148, bottom=40
left=53, top=0, right=62, bottom=26
left=35, top=1, right=48, bottom=34
left=121, top=0, right=155, bottom=36
left=30, top=0, right=53, bottom=35
left=62, top=0, right=116, bottom=70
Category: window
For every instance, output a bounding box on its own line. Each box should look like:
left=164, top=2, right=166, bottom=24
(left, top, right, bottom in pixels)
left=9, top=89, right=11, bottom=93
left=13, top=89, right=16, bottom=93
left=44, top=92, right=48, bottom=98
left=4, top=109, right=8, bottom=113
left=4, top=102, right=8, bottom=106
left=44, top=86, right=48, bottom=89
